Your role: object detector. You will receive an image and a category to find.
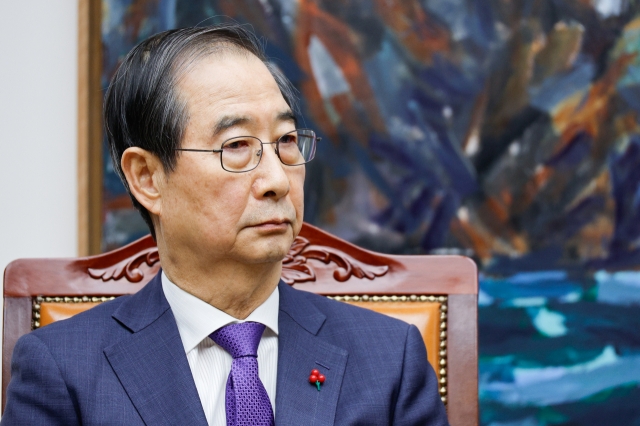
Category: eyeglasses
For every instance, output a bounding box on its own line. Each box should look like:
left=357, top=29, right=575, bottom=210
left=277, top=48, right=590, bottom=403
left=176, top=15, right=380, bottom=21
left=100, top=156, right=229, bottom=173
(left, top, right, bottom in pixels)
left=175, top=129, right=319, bottom=173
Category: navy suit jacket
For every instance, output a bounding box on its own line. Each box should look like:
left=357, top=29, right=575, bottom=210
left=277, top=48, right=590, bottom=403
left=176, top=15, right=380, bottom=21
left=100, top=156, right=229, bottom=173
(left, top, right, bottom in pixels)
left=3, top=273, right=449, bottom=425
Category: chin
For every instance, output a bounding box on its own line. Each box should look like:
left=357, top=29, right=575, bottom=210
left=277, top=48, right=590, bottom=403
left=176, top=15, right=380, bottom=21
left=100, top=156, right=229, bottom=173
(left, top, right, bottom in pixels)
left=248, top=239, right=293, bottom=264
left=240, top=251, right=288, bottom=265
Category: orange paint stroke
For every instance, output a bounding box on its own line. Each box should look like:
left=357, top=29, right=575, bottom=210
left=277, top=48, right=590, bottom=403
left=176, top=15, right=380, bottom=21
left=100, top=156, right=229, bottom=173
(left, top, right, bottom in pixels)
left=104, top=194, right=134, bottom=211
left=450, top=217, right=493, bottom=261
left=486, top=196, right=510, bottom=223
left=373, top=0, right=450, bottom=63
left=552, top=53, right=636, bottom=152
left=294, top=0, right=386, bottom=140
left=517, top=165, right=554, bottom=215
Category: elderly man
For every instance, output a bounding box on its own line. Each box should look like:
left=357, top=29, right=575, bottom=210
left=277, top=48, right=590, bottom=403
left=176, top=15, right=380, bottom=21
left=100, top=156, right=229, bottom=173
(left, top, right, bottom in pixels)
left=2, top=25, right=449, bottom=425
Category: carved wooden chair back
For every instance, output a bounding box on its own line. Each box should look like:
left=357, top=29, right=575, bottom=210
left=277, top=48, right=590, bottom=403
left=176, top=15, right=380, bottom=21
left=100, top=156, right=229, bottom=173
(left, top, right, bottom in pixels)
left=3, top=222, right=478, bottom=425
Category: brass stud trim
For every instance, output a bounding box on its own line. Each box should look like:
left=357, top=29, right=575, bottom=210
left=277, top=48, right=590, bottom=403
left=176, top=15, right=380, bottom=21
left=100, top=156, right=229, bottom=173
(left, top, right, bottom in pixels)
left=32, top=296, right=116, bottom=330
left=327, top=294, right=448, bottom=404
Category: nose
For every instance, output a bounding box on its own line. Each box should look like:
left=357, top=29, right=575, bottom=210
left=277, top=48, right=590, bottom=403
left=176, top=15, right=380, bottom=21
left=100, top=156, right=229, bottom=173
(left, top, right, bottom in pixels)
left=252, top=143, right=290, bottom=200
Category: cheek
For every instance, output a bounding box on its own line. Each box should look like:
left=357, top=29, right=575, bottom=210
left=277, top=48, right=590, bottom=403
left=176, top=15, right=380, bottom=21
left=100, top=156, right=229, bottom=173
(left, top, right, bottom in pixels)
left=162, top=163, right=249, bottom=231
left=197, top=177, right=251, bottom=229
left=289, top=168, right=306, bottom=219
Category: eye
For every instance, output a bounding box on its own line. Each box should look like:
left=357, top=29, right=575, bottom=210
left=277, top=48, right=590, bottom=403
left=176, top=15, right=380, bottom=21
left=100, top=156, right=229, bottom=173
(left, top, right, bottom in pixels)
left=279, top=132, right=298, bottom=145
left=224, top=139, right=252, bottom=150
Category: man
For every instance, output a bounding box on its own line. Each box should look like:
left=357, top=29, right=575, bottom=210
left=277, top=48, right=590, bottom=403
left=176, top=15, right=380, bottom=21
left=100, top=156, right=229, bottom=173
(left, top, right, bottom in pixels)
left=3, top=25, right=449, bottom=425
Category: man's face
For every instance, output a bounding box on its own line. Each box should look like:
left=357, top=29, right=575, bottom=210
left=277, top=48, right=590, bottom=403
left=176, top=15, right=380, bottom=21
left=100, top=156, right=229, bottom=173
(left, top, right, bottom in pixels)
left=155, top=52, right=305, bottom=265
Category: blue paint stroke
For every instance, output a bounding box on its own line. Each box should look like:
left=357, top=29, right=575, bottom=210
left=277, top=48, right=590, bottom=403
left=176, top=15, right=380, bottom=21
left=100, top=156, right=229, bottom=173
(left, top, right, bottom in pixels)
left=481, top=271, right=585, bottom=304
left=529, top=57, right=595, bottom=113
left=596, top=270, right=640, bottom=305
left=590, top=135, right=640, bottom=269
left=481, top=346, right=640, bottom=406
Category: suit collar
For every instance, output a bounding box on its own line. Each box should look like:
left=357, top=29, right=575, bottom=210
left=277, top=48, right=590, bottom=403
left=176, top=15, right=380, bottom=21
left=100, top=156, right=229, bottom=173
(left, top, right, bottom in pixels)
left=276, top=282, right=348, bottom=426
left=106, top=272, right=208, bottom=426
left=277, top=281, right=326, bottom=335
left=111, top=272, right=170, bottom=333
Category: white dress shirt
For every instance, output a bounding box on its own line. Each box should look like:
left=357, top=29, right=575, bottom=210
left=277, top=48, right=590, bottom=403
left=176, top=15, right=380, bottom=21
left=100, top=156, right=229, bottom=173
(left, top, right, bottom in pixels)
left=161, top=272, right=279, bottom=426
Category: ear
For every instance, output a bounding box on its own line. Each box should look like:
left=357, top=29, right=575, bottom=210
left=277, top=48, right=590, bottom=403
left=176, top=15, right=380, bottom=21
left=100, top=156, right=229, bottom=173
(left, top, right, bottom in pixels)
left=120, top=147, right=166, bottom=216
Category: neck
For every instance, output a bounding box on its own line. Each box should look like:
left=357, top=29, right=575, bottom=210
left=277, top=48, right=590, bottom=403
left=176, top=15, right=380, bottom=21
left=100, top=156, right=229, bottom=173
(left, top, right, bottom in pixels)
left=159, top=251, right=282, bottom=320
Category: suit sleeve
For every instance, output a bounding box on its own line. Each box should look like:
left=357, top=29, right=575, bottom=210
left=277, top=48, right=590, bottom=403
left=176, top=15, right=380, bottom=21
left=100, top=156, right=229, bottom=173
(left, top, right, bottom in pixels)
left=392, top=324, right=450, bottom=426
left=2, top=333, right=80, bottom=426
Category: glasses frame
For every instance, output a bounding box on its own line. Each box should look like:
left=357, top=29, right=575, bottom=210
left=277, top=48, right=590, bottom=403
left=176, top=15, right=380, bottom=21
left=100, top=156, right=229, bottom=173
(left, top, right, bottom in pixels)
left=175, top=128, right=320, bottom=173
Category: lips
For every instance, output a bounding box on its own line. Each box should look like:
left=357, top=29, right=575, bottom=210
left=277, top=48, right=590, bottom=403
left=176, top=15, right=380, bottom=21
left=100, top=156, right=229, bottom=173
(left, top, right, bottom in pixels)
left=251, top=219, right=291, bottom=227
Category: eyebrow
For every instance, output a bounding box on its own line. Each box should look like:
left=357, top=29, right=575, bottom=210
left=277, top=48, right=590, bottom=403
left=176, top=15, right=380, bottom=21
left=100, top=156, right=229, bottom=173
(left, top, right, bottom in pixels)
left=211, top=110, right=297, bottom=137
left=212, top=116, right=251, bottom=137
left=277, top=110, right=297, bottom=127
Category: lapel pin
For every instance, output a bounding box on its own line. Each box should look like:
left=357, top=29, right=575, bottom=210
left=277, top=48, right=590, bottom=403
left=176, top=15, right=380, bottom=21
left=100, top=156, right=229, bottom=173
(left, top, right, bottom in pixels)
left=309, top=369, right=326, bottom=391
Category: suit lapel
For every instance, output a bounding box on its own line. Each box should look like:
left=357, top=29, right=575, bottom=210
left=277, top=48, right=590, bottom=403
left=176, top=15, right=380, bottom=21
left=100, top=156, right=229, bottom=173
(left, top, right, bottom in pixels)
left=104, top=273, right=208, bottom=426
left=275, top=283, right=348, bottom=426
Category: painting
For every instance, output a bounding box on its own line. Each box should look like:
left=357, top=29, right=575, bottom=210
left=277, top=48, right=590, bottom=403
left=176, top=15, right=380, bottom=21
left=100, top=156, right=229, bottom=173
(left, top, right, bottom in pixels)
left=100, top=1, right=640, bottom=424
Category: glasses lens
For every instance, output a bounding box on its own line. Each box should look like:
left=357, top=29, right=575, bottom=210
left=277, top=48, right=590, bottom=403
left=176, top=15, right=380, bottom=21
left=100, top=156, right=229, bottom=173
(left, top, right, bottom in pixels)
left=278, top=129, right=316, bottom=165
left=221, top=137, right=262, bottom=172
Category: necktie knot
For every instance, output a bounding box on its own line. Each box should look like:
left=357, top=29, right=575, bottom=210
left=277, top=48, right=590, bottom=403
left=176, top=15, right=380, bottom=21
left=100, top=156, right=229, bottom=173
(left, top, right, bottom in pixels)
left=210, top=321, right=265, bottom=359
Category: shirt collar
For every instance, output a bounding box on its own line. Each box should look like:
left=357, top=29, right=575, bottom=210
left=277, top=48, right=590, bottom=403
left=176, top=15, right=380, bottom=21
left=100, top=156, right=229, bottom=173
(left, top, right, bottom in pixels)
left=161, top=271, right=280, bottom=354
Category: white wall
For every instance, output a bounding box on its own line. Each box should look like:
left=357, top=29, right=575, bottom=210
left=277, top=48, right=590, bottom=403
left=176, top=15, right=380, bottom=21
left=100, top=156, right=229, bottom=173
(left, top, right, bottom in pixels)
left=0, top=0, right=79, bottom=388
left=0, top=2, right=78, bottom=278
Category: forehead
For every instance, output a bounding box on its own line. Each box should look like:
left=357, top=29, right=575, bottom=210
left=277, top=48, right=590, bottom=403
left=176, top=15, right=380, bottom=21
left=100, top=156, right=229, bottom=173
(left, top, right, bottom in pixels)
left=176, top=51, right=289, bottom=121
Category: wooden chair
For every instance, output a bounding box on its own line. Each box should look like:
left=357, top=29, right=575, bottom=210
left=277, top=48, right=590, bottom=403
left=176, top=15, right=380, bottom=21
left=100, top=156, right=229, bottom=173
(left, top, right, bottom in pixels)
left=3, top=222, right=478, bottom=425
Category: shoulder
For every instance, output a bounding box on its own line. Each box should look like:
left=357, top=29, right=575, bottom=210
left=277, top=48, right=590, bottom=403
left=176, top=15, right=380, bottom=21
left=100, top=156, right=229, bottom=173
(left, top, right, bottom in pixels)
left=10, top=294, right=138, bottom=393
left=282, top=285, right=414, bottom=349
left=26, top=295, right=132, bottom=349
left=286, top=285, right=410, bottom=328
left=305, top=292, right=408, bottom=329
left=27, top=272, right=168, bottom=344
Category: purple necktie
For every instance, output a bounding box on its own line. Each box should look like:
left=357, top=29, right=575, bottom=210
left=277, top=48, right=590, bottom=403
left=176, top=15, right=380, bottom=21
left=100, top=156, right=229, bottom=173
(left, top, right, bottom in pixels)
left=210, top=322, right=275, bottom=426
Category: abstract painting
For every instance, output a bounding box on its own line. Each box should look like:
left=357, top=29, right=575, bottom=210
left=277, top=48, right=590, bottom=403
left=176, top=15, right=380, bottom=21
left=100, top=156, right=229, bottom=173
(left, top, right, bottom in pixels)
left=101, top=1, right=640, bottom=424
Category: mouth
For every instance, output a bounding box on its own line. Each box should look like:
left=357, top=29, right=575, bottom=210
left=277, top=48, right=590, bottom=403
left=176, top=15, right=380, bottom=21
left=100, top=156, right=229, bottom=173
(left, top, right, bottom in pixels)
left=249, top=219, right=292, bottom=231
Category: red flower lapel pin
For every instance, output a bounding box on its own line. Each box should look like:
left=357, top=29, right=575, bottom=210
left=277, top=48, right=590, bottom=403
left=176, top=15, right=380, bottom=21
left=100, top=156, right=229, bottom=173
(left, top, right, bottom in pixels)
left=308, top=369, right=326, bottom=391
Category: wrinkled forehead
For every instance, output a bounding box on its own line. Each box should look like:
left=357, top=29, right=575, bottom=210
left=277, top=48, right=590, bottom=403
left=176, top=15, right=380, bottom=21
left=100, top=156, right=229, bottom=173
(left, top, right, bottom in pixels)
left=178, top=48, right=284, bottom=104
left=174, top=42, right=296, bottom=109
left=173, top=42, right=256, bottom=78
